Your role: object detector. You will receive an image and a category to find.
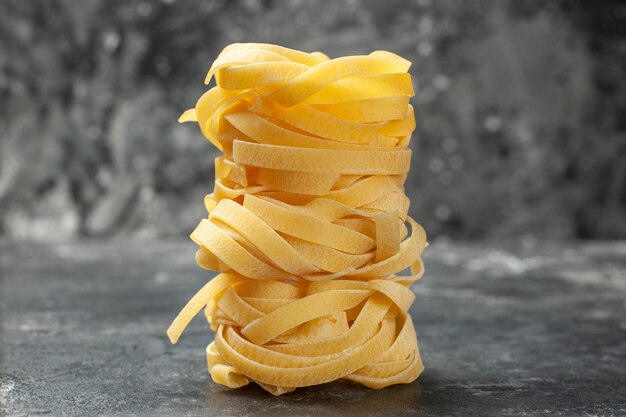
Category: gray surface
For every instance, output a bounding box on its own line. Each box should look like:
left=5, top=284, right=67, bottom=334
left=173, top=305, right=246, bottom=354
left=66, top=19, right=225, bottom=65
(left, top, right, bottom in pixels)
left=1, top=239, right=625, bottom=416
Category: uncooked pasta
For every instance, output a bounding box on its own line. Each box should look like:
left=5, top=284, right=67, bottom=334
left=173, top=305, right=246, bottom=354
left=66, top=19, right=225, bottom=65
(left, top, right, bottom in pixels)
left=167, top=43, right=428, bottom=396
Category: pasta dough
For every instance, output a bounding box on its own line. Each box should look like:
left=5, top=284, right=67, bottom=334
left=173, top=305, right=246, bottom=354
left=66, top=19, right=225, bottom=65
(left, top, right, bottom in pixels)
left=167, top=43, right=427, bottom=396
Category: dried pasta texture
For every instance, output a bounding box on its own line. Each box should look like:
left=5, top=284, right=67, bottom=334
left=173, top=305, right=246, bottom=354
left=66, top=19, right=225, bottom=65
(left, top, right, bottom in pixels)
left=168, top=43, right=427, bottom=395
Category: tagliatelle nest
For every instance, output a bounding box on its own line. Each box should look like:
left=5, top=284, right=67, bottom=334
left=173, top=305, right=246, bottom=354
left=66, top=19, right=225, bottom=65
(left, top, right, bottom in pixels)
left=167, top=43, right=428, bottom=396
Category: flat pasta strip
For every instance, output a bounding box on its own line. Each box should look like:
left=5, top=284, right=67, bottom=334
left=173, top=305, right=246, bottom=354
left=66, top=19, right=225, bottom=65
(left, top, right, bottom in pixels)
left=168, top=43, right=428, bottom=395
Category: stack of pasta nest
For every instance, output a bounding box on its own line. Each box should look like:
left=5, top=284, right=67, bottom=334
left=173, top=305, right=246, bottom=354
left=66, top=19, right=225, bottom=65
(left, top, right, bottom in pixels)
left=167, top=43, right=428, bottom=396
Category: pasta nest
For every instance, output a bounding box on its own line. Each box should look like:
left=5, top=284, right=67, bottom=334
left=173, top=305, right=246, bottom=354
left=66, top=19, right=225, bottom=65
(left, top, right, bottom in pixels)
left=168, top=43, right=428, bottom=396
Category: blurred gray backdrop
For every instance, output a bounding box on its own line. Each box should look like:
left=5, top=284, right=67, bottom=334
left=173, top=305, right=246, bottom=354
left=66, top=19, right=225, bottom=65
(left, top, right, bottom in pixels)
left=1, top=0, right=625, bottom=242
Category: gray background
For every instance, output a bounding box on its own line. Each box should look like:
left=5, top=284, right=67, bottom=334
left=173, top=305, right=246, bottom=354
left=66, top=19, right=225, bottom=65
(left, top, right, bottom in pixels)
left=2, top=2, right=626, bottom=415
left=1, top=0, right=625, bottom=242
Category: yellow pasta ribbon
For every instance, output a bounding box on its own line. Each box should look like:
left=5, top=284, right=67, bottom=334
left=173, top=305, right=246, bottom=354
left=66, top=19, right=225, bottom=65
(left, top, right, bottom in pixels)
left=167, top=43, right=428, bottom=395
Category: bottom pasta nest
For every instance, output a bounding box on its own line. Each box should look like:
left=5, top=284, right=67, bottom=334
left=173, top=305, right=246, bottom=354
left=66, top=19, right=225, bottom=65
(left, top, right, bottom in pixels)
left=167, top=271, right=424, bottom=396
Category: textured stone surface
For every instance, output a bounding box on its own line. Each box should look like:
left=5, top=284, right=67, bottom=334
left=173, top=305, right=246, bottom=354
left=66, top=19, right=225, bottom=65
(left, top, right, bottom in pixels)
left=1, top=239, right=625, bottom=416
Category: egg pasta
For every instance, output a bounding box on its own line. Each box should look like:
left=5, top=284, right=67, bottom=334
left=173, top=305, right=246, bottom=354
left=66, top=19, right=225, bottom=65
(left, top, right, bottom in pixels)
left=168, top=43, right=427, bottom=396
